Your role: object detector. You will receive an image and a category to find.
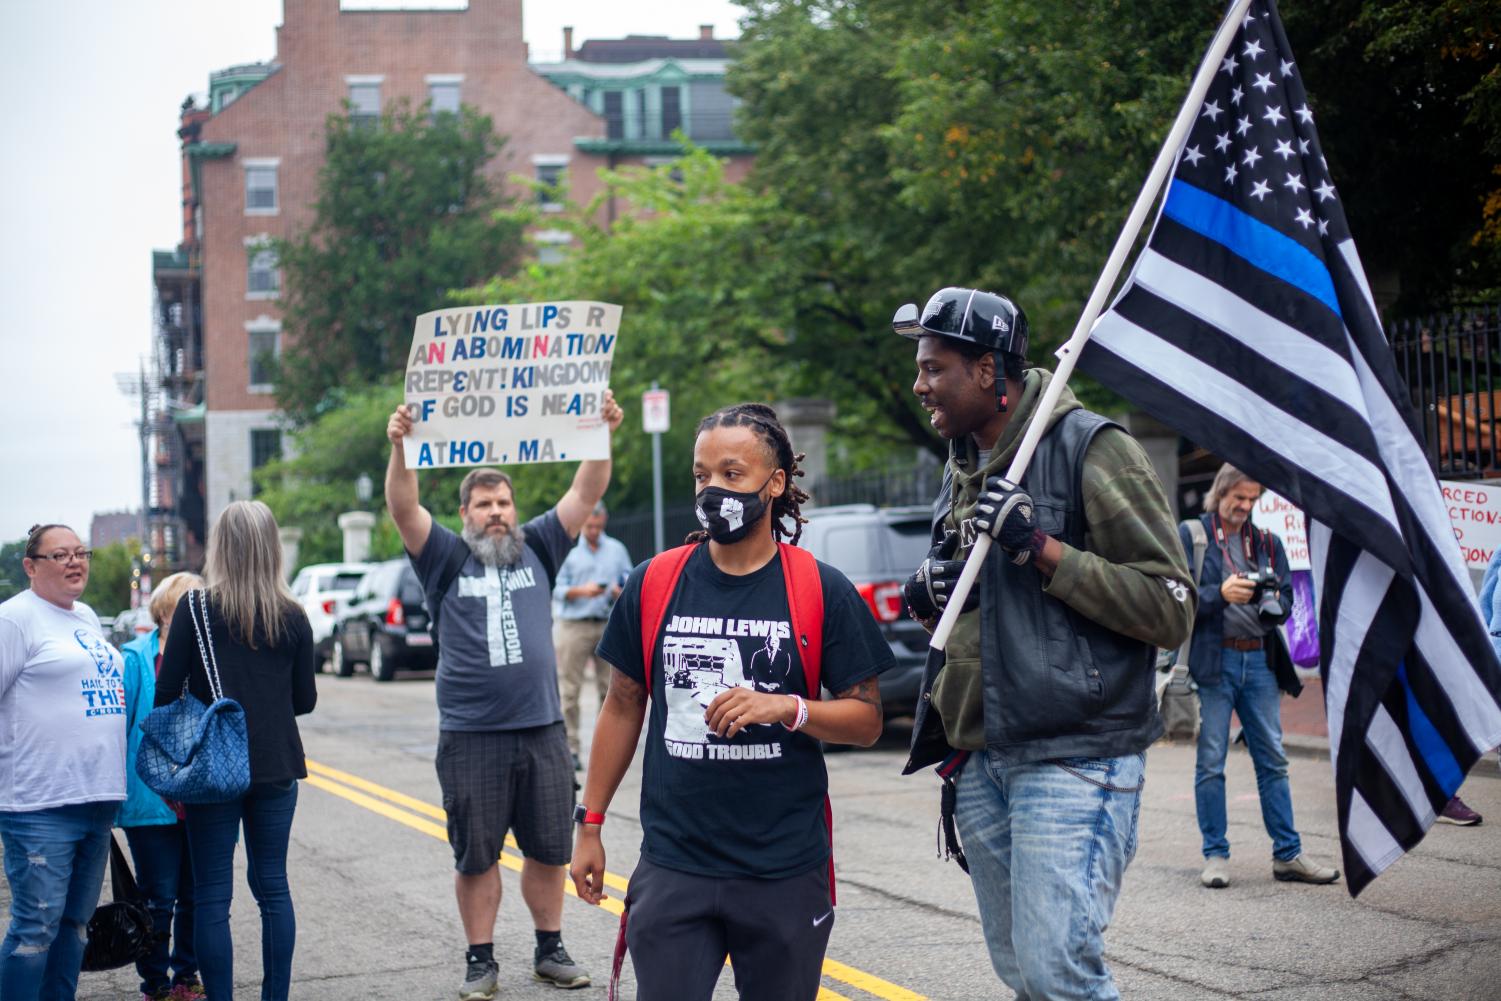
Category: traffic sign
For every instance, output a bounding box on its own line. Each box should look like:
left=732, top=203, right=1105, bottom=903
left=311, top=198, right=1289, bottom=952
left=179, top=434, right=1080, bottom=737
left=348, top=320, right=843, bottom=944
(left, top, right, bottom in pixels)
left=642, top=388, right=670, bottom=434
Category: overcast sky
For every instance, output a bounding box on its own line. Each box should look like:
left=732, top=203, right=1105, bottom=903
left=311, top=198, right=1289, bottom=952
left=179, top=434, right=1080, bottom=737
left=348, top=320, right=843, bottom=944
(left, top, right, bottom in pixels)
left=0, top=0, right=743, bottom=546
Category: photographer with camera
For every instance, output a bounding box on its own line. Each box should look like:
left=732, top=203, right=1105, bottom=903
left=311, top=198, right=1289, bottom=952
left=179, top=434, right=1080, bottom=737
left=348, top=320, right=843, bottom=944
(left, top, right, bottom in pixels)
left=1183, top=464, right=1339, bottom=890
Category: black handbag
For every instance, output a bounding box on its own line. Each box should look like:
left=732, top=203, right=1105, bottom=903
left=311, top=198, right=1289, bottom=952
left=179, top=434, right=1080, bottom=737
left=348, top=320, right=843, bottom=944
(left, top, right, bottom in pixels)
left=82, top=834, right=156, bottom=972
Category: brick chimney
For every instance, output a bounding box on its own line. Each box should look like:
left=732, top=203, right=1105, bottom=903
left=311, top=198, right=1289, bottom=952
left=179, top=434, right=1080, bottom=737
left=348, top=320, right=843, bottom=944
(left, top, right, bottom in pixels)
left=699, top=24, right=714, bottom=40
left=562, top=25, right=573, bottom=58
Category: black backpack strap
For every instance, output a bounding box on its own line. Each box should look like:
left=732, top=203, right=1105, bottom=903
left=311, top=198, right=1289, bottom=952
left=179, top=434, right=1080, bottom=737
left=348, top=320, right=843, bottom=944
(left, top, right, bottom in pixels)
left=525, top=533, right=559, bottom=591
left=425, top=538, right=473, bottom=647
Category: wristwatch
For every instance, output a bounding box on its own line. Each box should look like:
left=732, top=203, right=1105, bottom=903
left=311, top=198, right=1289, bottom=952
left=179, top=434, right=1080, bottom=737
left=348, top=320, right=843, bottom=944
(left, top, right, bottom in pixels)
left=572, top=804, right=606, bottom=827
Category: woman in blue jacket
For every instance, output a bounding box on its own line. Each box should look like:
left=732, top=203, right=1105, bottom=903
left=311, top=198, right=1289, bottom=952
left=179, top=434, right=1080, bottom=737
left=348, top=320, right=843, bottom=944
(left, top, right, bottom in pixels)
left=120, top=571, right=205, bottom=1001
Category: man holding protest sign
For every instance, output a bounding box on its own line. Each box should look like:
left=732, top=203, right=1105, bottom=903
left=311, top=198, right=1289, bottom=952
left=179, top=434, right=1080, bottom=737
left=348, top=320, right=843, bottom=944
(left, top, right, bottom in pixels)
left=895, top=287, right=1193, bottom=999
left=385, top=384, right=623, bottom=1000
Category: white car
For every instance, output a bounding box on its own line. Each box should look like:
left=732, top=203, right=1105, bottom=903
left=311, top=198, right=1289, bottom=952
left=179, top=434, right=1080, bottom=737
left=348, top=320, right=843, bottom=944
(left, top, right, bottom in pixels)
left=290, top=562, right=373, bottom=668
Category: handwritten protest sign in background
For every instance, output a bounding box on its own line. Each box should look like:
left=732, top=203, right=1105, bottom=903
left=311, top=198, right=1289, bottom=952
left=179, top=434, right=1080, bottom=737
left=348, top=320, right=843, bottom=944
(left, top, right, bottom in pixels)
left=1250, top=481, right=1501, bottom=573
left=401, top=300, right=620, bottom=469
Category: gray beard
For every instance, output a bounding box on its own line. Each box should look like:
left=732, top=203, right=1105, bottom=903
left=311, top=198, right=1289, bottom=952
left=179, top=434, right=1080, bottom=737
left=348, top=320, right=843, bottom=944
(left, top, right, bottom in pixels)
left=462, top=522, right=526, bottom=567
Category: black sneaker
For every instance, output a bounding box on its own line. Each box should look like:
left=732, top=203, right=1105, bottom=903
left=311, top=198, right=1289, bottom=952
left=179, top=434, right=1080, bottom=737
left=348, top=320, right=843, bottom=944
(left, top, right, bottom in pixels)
left=533, top=941, right=590, bottom=989
left=459, top=957, right=498, bottom=1001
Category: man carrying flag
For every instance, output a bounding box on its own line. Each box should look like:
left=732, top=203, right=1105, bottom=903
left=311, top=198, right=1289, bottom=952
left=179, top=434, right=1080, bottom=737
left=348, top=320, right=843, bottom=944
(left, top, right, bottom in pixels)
left=1075, top=0, right=1501, bottom=894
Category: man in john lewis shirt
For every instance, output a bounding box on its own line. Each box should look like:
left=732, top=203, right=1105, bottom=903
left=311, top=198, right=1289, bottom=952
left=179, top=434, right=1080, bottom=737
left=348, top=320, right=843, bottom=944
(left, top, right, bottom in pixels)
left=385, top=393, right=623, bottom=1000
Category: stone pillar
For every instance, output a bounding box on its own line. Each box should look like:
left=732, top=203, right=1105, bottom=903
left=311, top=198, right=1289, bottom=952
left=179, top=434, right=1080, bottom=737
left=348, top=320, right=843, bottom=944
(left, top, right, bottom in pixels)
left=1120, top=412, right=1181, bottom=518
left=278, top=526, right=303, bottom=582
left=774, top=398, right=837, bottom=506
left=337, top=511, right=376, bottom=564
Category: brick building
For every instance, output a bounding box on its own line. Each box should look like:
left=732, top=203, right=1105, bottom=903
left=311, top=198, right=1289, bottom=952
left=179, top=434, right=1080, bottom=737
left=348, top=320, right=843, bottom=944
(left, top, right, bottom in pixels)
left=147, top=1, right=752, bottom=569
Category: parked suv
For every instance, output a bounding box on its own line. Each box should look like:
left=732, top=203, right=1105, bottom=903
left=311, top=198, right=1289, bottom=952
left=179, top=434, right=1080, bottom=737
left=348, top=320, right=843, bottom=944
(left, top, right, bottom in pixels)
left=330, top=559, right=434, bottom=681
left=796, top=504, right=935, bottom=718
left=290, top=562, right=372, bottom=669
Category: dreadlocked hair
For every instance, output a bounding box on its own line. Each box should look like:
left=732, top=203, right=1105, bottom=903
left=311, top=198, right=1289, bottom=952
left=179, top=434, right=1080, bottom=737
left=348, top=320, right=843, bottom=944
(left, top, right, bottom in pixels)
left=685, top=402, right=811, bottom=547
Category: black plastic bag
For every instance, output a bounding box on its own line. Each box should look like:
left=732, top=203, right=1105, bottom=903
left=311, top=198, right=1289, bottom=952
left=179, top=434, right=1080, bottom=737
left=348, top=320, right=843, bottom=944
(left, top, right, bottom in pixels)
left=82, top=834, right=155, bottom=972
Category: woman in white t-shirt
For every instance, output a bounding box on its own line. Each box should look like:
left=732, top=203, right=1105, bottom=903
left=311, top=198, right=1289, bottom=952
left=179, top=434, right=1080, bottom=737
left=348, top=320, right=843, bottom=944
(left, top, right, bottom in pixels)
left=0, top=523, right=127, bottom=1001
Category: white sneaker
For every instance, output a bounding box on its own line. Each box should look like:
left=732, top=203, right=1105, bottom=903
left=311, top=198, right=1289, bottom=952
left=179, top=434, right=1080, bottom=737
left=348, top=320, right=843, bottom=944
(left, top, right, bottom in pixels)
left=1200, top=856, right=1230, bottom=888
left=1272, top=854, right=1340, bottom=884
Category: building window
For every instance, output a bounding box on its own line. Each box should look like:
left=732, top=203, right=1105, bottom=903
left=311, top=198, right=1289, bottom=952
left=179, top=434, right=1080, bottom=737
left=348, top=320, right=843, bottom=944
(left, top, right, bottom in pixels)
left=427, top=77, right=461, bottom=116
left=661, top=86, right=682, bottom=138
left=244, top=161, right=279, bottom=214
left=249, top=429, right=282, bottom=495
left=247, top=245, right=279, bottom=300
left=635, top=89, right=647, bottom=140
left=534, top=229, right=572, bottom=266
left=603, top=91, right=624, bottom=141
left=347, top=78, right=382, bottom=126
left=534, top=157, right=567, bottom=212
left=247, top=324, right=279, bottom=391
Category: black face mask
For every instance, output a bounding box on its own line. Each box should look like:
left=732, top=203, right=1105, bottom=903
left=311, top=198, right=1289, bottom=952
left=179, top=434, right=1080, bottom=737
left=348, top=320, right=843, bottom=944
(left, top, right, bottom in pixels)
left=694, top=474, right=776, bottom=545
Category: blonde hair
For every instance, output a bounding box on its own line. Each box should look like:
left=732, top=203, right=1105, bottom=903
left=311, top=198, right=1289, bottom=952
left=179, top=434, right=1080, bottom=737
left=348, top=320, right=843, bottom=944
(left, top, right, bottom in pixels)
left=1203, top=463, right=1261, bottom=513
left=149, top=571, right=204, bottom=627
left=203, top=500, right=297, bottom=648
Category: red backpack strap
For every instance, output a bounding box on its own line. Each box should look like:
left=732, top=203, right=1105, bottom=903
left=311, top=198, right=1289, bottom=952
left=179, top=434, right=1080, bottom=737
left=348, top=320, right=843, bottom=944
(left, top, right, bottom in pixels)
left=778, top=542, right=824, bottom=699
left=639, top=544, right=698, bottom=698
left=777, top=542, right=836, bottom=903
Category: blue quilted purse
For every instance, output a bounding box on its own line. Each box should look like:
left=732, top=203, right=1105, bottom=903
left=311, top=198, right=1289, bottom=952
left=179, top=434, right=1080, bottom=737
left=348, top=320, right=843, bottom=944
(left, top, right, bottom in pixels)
left=135, top=589, right=252, bottom=804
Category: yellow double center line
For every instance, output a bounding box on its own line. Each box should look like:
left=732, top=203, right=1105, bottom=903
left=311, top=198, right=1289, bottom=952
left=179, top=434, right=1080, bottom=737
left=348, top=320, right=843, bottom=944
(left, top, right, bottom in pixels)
left=304, top=758, right=925, bottom=1001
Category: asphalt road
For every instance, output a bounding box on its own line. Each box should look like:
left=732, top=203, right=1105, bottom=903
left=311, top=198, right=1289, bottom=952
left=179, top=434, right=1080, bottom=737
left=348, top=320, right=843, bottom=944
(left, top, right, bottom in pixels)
left=51, top=669, right=1501, bottom=1000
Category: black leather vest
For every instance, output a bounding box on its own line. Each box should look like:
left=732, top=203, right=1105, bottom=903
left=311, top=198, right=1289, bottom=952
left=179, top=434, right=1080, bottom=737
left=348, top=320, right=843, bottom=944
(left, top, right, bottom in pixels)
left=905, top=408, right=1164, bottom=773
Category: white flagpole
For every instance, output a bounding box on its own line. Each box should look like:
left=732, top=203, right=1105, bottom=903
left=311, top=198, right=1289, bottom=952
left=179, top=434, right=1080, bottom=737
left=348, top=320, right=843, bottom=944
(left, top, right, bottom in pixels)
left=929, top=0, right=1256, bottom=651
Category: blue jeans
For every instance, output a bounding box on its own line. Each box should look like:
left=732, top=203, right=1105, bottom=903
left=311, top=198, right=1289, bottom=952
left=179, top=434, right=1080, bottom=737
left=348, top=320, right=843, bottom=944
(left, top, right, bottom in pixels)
left=123, top=821, right=197, bottom=994
left=954, top=752, right=1145, bottom=1001
left=0, top=801, right=117, bottom=1001
left=1194, top=647, right=1301, bottom=861
left=185, top=781, right=299, bottom=1001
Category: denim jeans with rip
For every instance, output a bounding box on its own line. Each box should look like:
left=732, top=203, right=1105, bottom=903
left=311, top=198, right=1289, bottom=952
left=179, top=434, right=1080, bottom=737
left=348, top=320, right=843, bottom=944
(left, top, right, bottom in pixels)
left=954, top=751, right=1145, bottom=1001
left=0, top=800, right=117, bottom=1001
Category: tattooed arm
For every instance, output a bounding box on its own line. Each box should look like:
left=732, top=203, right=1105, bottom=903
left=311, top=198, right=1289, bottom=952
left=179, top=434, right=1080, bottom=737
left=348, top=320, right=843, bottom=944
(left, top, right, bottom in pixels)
left=805, top=676, right=884, bottom=748
left=572, top=666, right=647, bottom=905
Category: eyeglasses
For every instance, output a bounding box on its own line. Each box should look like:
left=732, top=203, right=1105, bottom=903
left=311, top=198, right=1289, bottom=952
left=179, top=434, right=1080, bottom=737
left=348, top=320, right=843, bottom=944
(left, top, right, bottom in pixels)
left=32, top=550, right=93, bottom=565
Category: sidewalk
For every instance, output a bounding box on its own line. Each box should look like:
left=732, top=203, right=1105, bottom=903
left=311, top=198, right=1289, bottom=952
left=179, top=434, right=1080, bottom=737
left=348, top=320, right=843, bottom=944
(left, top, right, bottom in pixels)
left=1279, top=673, right=1330, bottom=758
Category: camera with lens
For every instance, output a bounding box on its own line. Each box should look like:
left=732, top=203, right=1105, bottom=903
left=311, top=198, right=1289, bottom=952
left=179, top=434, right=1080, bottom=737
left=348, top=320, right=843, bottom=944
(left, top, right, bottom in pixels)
left=1242, top=569, right=1285, bottom=620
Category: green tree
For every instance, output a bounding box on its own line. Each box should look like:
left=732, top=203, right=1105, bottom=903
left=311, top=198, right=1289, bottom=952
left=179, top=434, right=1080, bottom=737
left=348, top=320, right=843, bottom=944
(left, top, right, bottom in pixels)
left=274, top=101, right=530, bottom=424
left=82, top=540, right=140, bottom=616
left=0, top=539, right=25, bottom=602
left=1281, top=0, right=1501, bottom=306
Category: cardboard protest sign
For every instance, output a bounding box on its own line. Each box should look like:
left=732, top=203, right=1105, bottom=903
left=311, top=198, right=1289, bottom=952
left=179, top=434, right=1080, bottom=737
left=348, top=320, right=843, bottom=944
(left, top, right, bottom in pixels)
left=1253, top=481, right=1501, bottom=572
left=1251, top=490, right=1310, bottom=571
left=401, top=300, right=620, bottom=469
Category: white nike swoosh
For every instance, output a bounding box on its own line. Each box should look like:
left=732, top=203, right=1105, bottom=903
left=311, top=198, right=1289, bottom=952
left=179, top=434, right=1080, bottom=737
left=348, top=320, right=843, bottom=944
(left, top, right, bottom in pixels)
left=812, top=910, right=833, bottom=927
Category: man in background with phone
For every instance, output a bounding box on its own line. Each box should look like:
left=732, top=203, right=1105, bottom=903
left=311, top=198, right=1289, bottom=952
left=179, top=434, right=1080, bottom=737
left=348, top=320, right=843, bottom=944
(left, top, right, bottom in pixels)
left=553, top=502, right=633, bottom=769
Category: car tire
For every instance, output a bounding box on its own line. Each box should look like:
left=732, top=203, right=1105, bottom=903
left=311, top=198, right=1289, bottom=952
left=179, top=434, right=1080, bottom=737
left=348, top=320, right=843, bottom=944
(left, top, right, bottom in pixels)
left=332, top=637, right=354, bottom=678
left=370, top=637, right=396, bottom=683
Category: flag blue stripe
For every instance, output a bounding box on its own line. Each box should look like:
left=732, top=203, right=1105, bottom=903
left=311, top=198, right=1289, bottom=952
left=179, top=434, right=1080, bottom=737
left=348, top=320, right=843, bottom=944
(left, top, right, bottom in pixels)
left=1397, top=664, right=1464, bottom=795
left=1161, top=180, right=1342, bottom=318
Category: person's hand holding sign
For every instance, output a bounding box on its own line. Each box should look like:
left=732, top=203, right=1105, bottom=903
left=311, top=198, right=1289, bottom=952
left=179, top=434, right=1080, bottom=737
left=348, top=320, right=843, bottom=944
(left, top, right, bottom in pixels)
left=600, top=389, right=624, bottom=434
left=387, top=403, right=415, bottom=446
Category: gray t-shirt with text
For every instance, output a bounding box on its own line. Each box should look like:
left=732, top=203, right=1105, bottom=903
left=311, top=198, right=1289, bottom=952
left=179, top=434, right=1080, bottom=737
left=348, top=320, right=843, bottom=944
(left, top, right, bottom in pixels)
left=413, top=512, right=572, bottom=731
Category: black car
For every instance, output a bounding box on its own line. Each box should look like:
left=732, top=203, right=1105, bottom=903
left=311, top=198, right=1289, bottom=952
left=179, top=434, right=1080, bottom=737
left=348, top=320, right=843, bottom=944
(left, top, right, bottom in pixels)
left=797, top=504, right=936, bottom=718
left=330, top=559, right=435, bottom=681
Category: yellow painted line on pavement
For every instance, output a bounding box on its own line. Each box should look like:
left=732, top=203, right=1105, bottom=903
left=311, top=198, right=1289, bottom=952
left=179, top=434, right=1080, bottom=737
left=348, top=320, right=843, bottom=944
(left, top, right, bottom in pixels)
left=305, top=759, right=925, bottom=1001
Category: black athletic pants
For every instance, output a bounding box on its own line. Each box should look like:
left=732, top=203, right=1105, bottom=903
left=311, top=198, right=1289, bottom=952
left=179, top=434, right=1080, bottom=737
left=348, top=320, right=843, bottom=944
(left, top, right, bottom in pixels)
left=624, top=856, right=834, bottom=1001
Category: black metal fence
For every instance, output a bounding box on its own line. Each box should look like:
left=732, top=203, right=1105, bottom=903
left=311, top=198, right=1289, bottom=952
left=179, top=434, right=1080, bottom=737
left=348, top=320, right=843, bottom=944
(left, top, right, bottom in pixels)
left=1390, top=304, right=1501, bottom=481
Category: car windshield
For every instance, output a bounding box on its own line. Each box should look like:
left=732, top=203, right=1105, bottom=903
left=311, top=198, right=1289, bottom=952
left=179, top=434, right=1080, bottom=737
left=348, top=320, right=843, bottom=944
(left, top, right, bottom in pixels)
left=328, top=572, right=365, bottom=592
left=887, top=518, right=934, bottom=571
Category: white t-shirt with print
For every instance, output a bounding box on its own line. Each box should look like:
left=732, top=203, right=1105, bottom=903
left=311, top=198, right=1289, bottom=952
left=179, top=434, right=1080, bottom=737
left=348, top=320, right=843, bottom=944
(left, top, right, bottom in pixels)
left=0, top=589, right=127, bottom=811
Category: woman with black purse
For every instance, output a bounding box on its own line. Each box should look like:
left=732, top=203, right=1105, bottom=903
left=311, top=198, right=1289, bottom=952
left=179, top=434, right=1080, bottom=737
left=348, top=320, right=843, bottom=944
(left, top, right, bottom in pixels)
left=156, top=501, right=317, bottom=1001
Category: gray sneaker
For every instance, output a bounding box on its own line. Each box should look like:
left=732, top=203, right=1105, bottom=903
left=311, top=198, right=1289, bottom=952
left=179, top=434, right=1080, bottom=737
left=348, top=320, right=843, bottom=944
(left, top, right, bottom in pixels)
left=1200, top=856, right=1230, bottom=889
left=459, top=958, right=498, bottom=1001
left=1272, top=853, right=1341, bottom=884
left=533, top=942, right=590, bottom=989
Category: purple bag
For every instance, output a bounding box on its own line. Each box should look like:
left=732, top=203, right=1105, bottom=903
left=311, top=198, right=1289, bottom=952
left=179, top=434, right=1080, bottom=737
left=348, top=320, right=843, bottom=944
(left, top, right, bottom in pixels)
left=1285, top=569, right=1320, bottom=667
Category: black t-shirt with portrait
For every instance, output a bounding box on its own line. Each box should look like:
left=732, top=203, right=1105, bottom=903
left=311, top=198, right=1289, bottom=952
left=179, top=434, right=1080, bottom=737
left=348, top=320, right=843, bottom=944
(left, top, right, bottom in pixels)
left=596, top=544, right=894, bottom=880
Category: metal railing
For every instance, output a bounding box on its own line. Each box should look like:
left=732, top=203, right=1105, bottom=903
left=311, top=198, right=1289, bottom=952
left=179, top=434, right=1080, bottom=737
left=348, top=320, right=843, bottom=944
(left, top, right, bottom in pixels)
left=1390, top=304, right=1501, bottom=480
